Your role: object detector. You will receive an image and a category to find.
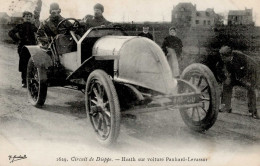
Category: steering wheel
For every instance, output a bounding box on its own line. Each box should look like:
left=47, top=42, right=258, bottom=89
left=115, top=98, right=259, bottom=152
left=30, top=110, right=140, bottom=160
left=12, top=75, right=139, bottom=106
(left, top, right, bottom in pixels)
left=57, top=18, right=80, bottom=34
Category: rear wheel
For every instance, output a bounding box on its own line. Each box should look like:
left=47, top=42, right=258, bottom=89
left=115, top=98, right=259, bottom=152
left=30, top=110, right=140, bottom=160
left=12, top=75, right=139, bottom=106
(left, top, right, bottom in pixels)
left=27, top=58, right=48, bottom=107
left=179, top=63, right=219, bottom=132
left=85, top=70, right=120, bottom=146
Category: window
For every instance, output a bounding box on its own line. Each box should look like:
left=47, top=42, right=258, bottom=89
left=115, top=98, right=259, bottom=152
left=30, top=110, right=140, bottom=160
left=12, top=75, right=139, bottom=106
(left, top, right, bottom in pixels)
left=186, top=16, right=191, bottom=21
left=208, top=20, right=211, bottom=25
left=203, top=20, right=206, bottom=25
left=196, top=12, right=200, bottom=16
left=196, top=20, right=199, bottom=24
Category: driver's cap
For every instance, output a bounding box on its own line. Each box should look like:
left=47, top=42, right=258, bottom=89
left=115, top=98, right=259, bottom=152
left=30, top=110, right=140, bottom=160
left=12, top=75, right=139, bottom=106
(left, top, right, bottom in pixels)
left=94, top=3, right=104, bottom=13
left=50, top=3, right=60, bottom=11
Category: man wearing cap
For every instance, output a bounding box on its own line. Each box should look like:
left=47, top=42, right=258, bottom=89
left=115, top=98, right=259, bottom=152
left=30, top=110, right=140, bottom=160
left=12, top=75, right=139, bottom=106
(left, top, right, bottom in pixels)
left=138, top=26, right=153, bottom=40
left=37, top=2, right=70, bottom=46
left=83, top=3, right=111, bottom=29
left=9, top=11, right=38, bottom=87
left=219, top=46, right=259, bottom=119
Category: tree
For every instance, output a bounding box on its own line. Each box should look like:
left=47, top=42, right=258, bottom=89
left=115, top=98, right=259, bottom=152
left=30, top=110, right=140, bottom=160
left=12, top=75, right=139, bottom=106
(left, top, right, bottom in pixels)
left=214, top=14, right=224, bottom=26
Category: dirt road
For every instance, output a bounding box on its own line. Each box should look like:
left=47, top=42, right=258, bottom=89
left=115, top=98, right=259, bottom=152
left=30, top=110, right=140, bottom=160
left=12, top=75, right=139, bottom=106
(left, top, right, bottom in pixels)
left=0, top=43, right=260, bottom=166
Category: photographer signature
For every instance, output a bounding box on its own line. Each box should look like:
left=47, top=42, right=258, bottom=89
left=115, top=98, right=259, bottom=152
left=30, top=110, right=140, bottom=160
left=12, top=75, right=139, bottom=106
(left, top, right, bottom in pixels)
left=8, top=155, right=27, bottom=163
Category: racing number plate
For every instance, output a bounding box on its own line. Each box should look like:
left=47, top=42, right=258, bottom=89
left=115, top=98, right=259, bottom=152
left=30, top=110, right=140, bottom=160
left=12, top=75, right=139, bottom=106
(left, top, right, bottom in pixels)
left=170, top=94, right=200, bottom=106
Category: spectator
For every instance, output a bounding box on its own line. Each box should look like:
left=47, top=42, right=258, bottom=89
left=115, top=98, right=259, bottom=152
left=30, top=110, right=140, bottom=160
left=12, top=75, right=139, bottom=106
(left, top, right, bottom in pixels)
left=8, top=11, right=37, bottom=88
left=138, top=25, right=153, bottom=40
left=161, top=27, right=183, bottom=77
left=162, top=27, right=183, bottom=58
left=219, top=46, right=259, bottom=119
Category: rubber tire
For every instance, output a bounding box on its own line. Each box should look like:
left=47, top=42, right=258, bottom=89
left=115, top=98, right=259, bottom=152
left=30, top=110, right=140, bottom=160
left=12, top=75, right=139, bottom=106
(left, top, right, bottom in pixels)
left=85, top=69, right=121, bottom=146
left=180, top=63, right=219, bottom=132
left=27, top=57, right=48, bottom=107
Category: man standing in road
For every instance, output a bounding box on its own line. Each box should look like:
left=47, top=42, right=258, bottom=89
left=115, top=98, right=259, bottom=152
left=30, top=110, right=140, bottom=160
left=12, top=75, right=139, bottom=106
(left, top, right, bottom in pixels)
left=219, top=46, right=259, bottom=119
left=8, top=11, right=38, bottom=88
left=161, top=27, right=183, bottom=77
left=138, top=25, right=153, bottom=40
left=162, top=27, right=183, bottom=58
left=83, top=3, right=111, bottom=29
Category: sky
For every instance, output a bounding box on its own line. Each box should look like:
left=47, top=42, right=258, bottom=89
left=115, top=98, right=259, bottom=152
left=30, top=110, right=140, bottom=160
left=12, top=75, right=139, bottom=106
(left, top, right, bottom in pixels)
left=1, top=0, right=260, bottom=25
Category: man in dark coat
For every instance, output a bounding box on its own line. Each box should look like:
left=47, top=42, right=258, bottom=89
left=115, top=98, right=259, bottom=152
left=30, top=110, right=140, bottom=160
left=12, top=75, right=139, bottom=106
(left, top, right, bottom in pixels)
left=37, top=3, right=71, bottom=47
left=83, top=3, right=111, bottom=29
left=138, top=26, right=153, bottom=40
left=161, top=27, right=183, bottom=77
left=219, top=46, right=259, bottom=119
left=9, top=11, right=37, bottom=87
left=161, top=27, right=183, bottom=58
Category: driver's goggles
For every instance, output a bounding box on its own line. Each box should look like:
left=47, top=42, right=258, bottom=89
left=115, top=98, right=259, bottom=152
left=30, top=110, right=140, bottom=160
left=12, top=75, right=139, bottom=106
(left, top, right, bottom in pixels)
left=50, top=10, right=60, bottom=15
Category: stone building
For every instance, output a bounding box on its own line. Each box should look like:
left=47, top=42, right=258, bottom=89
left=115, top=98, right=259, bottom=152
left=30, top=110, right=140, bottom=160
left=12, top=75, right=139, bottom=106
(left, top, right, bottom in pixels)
left=171, top=3, right=219, bottom=27
left=228, top=8, right=254, bottom=25
left=195, top=8, right=216, bottom=26
left=171, top=3, right=195, bottom=27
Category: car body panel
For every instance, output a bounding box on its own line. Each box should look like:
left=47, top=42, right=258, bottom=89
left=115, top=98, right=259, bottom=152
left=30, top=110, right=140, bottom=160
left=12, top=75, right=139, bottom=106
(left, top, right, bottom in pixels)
left=93, top=36, right=135, bottom=59
left=116, top=37, right=177, bottom=94
left=92, top=35, right=177, bottom=94
left=59, top=51, right=78, bottom=72
left=66, top=56, right=95, bottom=80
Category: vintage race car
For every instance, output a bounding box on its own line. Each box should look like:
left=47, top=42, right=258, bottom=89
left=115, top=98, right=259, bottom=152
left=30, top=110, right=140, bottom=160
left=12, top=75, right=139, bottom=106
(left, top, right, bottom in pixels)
left=22, top=18, right=220, bottom=146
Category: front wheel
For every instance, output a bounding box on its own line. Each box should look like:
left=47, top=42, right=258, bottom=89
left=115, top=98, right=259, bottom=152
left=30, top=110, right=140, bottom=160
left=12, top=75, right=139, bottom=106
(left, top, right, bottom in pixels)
left=85, top=70, right=120, bottom=146
left=27, top=58, right=48, bottom=107
left=179, top=63, right=219, bottom=132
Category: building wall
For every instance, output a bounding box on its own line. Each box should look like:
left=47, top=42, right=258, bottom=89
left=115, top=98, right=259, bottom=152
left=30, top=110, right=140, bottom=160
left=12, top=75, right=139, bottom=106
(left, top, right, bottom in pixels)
left=228, top=9, right=253, bottom=25
left=171, top=3, right=196, bottom=27
left=193, top=13, right=215, bottom=27
left=172, top=3, right=216, bottom=27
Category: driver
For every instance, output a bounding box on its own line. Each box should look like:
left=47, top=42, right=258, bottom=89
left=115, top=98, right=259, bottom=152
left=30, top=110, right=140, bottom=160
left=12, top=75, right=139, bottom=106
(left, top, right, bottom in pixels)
left=36, top=3, right=71, bottom=47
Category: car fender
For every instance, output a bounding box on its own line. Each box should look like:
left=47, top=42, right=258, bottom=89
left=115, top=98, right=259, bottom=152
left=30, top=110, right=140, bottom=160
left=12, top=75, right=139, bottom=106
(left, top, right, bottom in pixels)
left=21, top=46, right=53, bottom=69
